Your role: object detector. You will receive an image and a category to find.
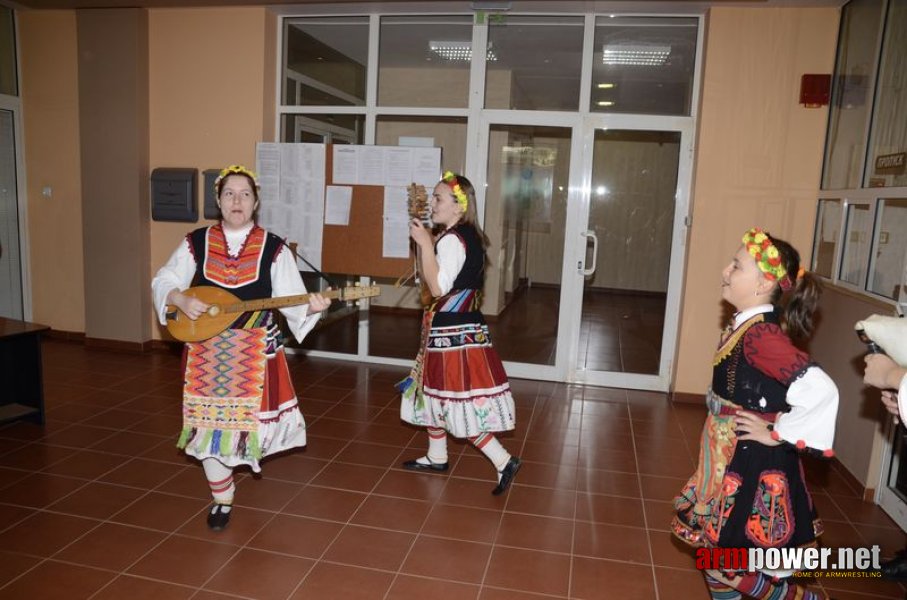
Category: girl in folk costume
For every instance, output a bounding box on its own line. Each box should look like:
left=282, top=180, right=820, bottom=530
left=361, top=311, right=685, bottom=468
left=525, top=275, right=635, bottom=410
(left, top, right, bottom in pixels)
left=399, top=172, right=521, bottom=495
left=672, top=228, right=838, bottom=599
left=152, top=165, right=331, bottom=530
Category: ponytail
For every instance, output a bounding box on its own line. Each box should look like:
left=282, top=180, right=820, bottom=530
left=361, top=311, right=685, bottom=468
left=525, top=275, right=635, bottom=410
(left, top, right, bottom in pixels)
left=767, top=235, right=823, bottom=340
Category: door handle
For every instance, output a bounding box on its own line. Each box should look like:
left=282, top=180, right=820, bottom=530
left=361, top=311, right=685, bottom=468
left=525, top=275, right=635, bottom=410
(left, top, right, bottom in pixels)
left=581, top=229, right=598, bottom=276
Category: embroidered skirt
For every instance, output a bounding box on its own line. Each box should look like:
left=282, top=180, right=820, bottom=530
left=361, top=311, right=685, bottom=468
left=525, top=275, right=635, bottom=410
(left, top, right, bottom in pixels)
left=399, top=291, right=515, bottom=438
left=672, top=390, right=822, bottom=550
left=176, top=319, right=305, bottom=473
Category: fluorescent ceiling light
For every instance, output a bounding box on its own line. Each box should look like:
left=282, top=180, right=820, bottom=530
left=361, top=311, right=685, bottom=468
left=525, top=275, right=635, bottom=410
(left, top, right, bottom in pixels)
left=597, top=101, right=615, bottom=107
left=429, top=41, right=497, bottom=61
left=597, top=83, right=616, bottom=89
left=602, top=44, right=670, bottom=66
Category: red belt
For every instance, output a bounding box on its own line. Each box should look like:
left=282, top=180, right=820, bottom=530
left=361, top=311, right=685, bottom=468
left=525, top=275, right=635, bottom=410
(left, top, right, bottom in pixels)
left=716, top=406, right=779, bottom=422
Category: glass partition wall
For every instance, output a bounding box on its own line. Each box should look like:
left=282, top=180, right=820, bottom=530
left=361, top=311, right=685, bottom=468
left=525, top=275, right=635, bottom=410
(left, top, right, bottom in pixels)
left=811, top=0, right=907, bottom=530
left=277, top=11, right=700, bottom=390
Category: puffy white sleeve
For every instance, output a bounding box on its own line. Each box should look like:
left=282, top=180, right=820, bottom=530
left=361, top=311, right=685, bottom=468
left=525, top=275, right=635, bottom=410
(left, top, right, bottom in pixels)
left=435, top=234, right=466, bottom=296
left=151, top=239, right=196, bottom=325
left=774, top=366, right=839, bottom=453
left=271, top=246, right=321, bottom=344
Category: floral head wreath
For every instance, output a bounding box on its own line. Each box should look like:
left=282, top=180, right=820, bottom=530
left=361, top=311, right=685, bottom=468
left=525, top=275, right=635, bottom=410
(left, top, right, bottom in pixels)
left=214, top=164, right=260, bottom=195
left=742, top=227, right=801, bottom=291
left=441, top=171, right=469, bottom=212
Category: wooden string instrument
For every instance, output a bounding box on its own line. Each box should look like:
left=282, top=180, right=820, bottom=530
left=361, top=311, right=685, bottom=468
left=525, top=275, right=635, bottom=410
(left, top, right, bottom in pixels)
left=405, top=183, right=435, bottom=306
left=165, top=284, right=380, bottom=342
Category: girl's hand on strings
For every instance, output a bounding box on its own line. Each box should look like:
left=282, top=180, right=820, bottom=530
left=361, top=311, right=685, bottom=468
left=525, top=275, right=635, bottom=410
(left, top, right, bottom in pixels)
left=308, top=289, right=332, bottom=314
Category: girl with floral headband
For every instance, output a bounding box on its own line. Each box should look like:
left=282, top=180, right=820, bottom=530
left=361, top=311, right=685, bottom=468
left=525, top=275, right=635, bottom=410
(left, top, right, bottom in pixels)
left=152, top=164, right=331, bottom=531
left=398, top=171, right=521, bottom=495
left=672, top=228, right=838, bottom=599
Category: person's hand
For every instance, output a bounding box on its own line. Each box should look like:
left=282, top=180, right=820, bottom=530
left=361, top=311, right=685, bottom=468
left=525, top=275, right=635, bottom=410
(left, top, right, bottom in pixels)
left=409, top=218, right=433, bottom=248
left=735, top=411, right=781, bottom=446
left=170, top=291, right=210, bottom=321
left=880, top=390, right=900, bottom=419
left=863, top=353, right=907, bottom=390
left=308, top=291, right=332, bottom=314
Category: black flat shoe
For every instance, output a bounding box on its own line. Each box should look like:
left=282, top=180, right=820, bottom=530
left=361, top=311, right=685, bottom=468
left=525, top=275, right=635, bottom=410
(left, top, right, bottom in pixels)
left=492, top=456, right=522, bottom=495
left=206, top=503, right=232, bottom=531
left=402, top=458, right=449, bottom=472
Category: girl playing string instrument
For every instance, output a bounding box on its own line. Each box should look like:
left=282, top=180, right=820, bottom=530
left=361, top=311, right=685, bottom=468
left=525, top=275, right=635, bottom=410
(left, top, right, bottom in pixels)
left=398, top=171, right=521, bottom=495
left=152, top=165, right=330, bottom=530
left=672, top=228, right=838, bottom=599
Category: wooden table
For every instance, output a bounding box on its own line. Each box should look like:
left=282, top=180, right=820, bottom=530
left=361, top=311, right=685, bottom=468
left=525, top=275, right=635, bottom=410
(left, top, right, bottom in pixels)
left=0, top=318, right=49, bottom=425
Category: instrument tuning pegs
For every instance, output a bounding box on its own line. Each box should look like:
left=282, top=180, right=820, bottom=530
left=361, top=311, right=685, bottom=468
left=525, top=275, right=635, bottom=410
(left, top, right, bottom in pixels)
left=354, top=282, right=360, bottom=287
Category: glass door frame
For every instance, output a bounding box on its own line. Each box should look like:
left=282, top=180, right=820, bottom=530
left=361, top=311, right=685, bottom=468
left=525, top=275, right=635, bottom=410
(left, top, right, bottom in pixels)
left=472, top=111, right=695, bottom=390
left=0, top=93, right=30, bottom=322
left=568, top=114, right=695, bottom=391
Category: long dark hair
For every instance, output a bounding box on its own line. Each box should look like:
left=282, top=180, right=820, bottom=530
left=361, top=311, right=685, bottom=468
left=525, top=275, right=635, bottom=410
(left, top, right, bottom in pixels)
left=766, top=233, right=822, bottom=339
left=443, top=173, right=490, bottom=249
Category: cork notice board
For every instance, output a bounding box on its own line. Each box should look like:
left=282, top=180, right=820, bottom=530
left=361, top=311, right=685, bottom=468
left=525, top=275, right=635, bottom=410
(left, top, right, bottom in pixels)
left=321, top=144, right=438, bottom=279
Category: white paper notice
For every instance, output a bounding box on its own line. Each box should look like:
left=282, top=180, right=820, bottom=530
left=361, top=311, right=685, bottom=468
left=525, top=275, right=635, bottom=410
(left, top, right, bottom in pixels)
left=324, top=186, right=352, bottom=226
left=382, top=186, right=411, bottom=258
left=384, top=147, right=413, bottom=187
left=332, top=146, right=358, bottom=185
left=358, top=146, right=385, bottom=186
left=412, top=147, right=442, bottom=187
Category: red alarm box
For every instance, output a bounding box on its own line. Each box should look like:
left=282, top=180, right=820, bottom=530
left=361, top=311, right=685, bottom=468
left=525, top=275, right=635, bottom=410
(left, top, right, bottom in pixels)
left=800, top=74, right=830, bottom=107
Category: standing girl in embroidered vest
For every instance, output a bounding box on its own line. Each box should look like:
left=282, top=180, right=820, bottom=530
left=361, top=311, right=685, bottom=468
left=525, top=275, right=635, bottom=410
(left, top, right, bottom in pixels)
left=399, top=172, right=521, bottom=495
left=672, top=228, right=838, bottom=599
left=152, top=165, right=331, bottom=531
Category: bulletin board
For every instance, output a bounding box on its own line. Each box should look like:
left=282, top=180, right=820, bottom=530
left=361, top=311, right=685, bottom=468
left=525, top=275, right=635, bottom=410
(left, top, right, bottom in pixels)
left=256, top=142, right=440, bottom=281
left=321, top=147, right=411, bottom=279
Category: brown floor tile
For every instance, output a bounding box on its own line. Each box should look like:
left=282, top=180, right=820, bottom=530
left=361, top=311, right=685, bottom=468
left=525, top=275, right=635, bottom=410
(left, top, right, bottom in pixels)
left=0, top=443, right=75, bottom=471
left=654, top=566, right=710, bottom=600
left=47, top=481, right=146, bottom=519
left=401, top=535, right=491, bottom=583
left=233, top=476, right=305, bottom=511
left=0, top=511, right=98, bottom=557
left=39, top=449, right=124, bottom=480
left=290, top=562, right=395, bottom=600
left=387, top=574, right=481, bottom=599
left=204, top=548, right=314, bottom=600
left=335, top=441, right=405, bottom=469
left=356, top=422, right=419, bottom=446
left=575, top=491, right=646, bottom=527
left=639, top=474, right=687, bottom=502
left=648, top=529, right=697, bottom=569
left=53, top=522, right=166, bottom=571
left=422, top=504, right=502, bottom=544
left=0, top=466, right=28, bottom=491
left=504, top=486, right=576, bottom=520
left=90, top=575, right=196, bottom=600
left=323, top=525, right=415, bottom=571
left=248, top=513, right=343, bottom=558
left=0, top=560, right=115, bottom=600
left=0, top=504, right=34, bottom=533
left=0, top=550, right=40, bottom=587
left=88, top=430, right=169, bottom=456
left=110, top=491, right=207, bottom=532
left=0, top=472, right=87, bottom=508
left=306, top=417, right=369, bottom=441
left=512, top=461, right=577, bottom=490
left=573, top=520, right=650, bottom=563
left=376, top=469, right=449, bottom=502
left=310, top=461, right=386, bottom=493
left=127, top=535, right=239, bottom=586
left=296, top=436, right=348, bottom=461
left=495, top=512, right=573, bottom=554
left=484, top=546, right=571, bottom=597
left=151, top=465, right=213, bottom=499
left=351, top=494, right=432, bottom=532
left=281, top=485, right=366, bottom=522
left=575, top=467, right=640, bottom=497
left=571, top=556, right=656, bottom=599
left=479, top=587, right=566, bottom=599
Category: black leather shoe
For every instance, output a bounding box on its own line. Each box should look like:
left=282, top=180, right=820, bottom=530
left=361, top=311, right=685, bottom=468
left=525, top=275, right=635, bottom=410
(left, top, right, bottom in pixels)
left=880, top=550, right=907, bottom=580
left=206, top=504, right=231, bottom=531
left=402, top=458, right=449, bottom=472
left=492, top=456, right=522, bottom=495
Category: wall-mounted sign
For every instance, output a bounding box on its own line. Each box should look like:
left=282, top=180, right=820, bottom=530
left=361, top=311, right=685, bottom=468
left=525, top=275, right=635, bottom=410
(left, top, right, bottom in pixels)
left=875, top=152, right=906, bottom=175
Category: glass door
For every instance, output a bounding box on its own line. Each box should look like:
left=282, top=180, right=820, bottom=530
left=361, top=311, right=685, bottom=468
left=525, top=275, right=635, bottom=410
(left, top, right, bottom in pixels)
left=0, top=108, right=23, bottom=320
left=479, top=122, right=574, bottom=380
left=565, top=121, right=693, bottom=390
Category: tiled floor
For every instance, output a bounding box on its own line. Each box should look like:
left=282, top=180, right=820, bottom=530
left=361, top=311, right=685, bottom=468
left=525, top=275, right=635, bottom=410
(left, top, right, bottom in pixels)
left=0, top=340, right=905, bottom=599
